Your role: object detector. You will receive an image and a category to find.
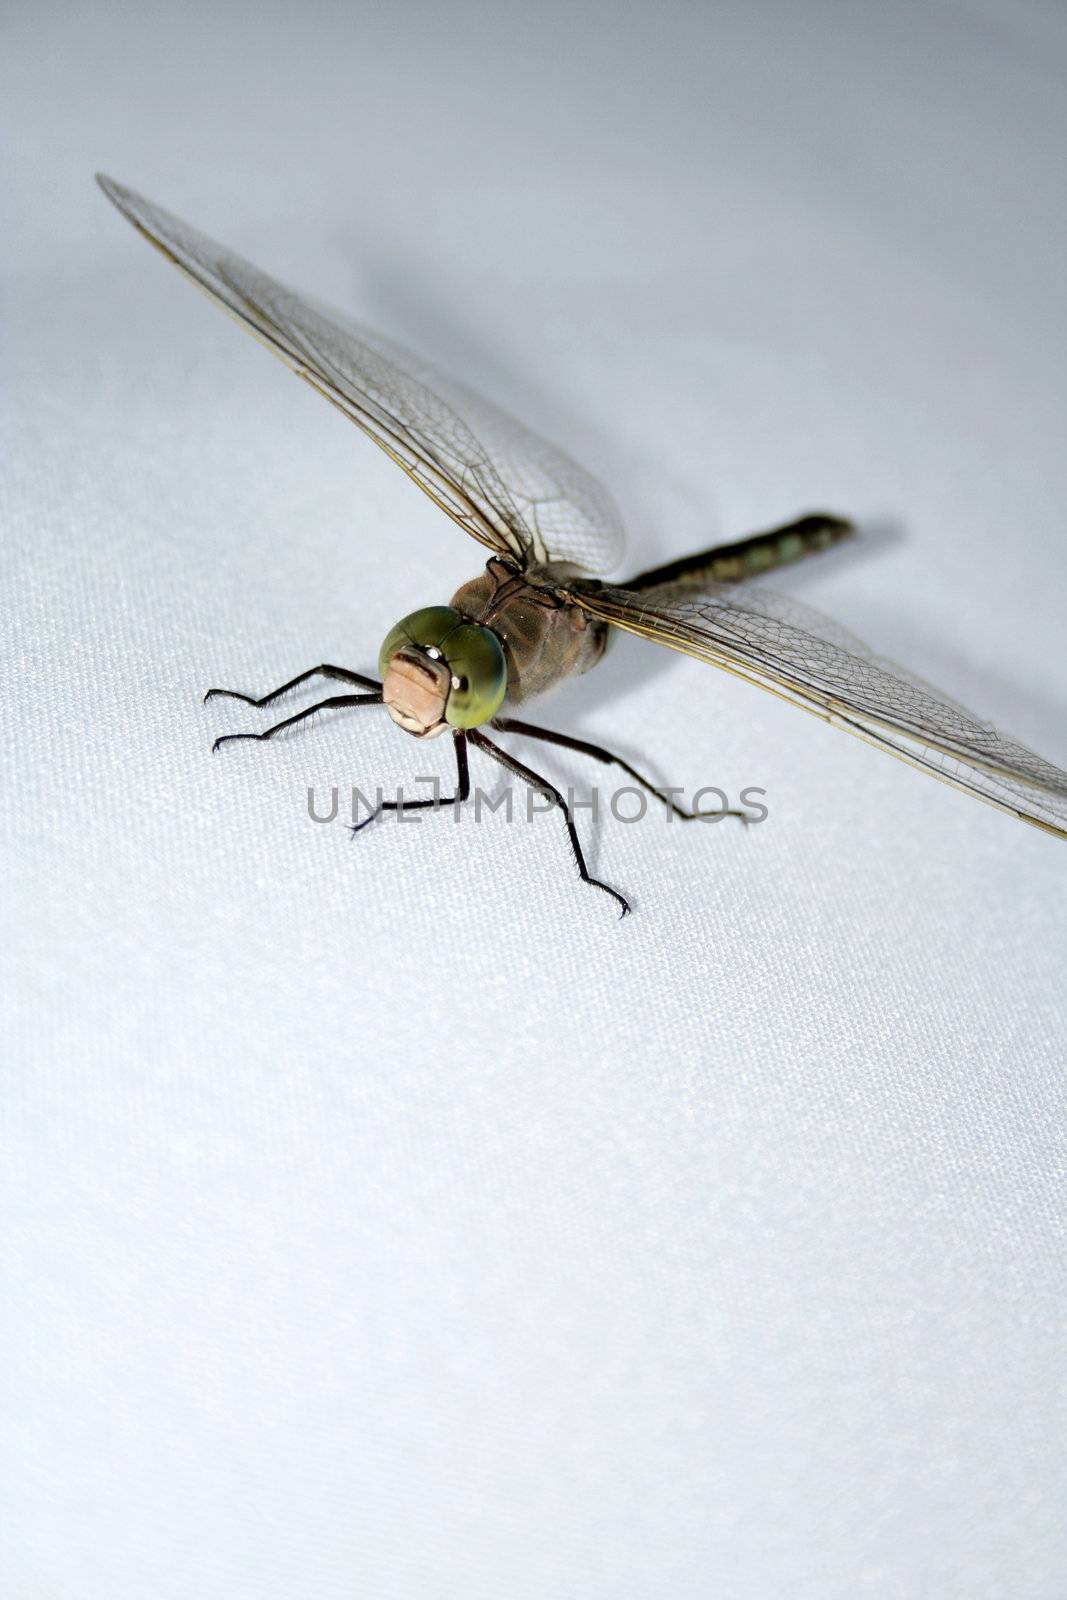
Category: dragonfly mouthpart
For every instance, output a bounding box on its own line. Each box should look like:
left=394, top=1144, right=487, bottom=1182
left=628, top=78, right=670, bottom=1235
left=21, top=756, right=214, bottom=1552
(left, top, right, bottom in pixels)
left=383, top=648, right=451, bottom=738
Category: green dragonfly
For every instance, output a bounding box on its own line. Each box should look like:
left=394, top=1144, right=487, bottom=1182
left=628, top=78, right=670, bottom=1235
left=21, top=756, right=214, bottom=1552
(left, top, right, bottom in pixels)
left=98, top=175, right=1067, bottom=915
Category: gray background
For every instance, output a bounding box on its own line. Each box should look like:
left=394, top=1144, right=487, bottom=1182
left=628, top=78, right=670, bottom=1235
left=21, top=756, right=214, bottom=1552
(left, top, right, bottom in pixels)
left=3, top=1, right=1066, bottom=1596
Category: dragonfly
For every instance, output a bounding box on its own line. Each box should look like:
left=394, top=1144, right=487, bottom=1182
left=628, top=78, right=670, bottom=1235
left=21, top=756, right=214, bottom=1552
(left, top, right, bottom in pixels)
left=97, top=174, right=1067, bottom=916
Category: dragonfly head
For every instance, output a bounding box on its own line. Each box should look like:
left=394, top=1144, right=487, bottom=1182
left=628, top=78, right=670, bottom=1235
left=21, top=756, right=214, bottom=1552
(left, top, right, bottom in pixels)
left=379, top=606, right=507, bottom=738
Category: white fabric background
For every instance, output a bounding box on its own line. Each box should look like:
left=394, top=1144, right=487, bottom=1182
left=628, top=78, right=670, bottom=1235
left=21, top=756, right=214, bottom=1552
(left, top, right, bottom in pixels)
left=3, top=2, right=1066, bottom=1595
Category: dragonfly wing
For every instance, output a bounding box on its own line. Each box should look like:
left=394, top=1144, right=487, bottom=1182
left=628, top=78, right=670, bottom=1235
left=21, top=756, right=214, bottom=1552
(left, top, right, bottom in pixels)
left=572, top=578, right=1067, bottom=839
left=321, top=301, right=628, bottom=574
left=97, top=175, right=625, bottom=572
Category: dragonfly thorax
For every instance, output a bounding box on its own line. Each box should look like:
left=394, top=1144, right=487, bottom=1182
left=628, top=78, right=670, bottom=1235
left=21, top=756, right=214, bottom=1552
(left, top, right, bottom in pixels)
left=449, top=558, right=609, bottom=705
left=378, top=606, right=508, bottom=738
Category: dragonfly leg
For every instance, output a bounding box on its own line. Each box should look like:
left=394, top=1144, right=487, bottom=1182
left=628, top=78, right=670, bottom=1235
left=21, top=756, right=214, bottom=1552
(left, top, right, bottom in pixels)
left=204, top=663, right=381, bottom=709
left=491, top=716, right=748, bottom=822
left=212, top=692, right=382, bottom=753
left=351, top=730, right=470, bottom=834
left=470, top=730, right=630, bottom=918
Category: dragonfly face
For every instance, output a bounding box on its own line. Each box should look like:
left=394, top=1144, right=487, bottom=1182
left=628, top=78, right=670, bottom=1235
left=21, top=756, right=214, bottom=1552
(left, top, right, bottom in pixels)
left=378, top=606, right=508, bottom=738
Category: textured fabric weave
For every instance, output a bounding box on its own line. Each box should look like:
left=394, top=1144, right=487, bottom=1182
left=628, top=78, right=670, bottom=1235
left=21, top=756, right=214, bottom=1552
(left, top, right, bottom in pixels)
left=3, top=2, right=1066, bottom=1596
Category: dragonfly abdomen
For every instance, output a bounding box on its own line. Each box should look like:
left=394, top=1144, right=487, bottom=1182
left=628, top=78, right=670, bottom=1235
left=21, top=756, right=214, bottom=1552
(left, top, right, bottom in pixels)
left=624, top=512, right=854, bottom=592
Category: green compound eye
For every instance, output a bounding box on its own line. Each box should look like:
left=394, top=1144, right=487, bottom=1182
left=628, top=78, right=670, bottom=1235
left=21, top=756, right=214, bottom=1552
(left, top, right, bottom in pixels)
left=441, top=623, right=507, bottom=728
left=378, top=607, right=463, bottom=678
left=378, top=606, right=507, bottom=729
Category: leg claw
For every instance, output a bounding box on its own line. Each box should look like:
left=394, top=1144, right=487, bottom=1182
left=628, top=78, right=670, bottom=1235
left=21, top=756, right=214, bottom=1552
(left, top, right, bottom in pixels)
left=204, top=688, right=257, bottom=706
left=212, top=732, right=260, bottom=754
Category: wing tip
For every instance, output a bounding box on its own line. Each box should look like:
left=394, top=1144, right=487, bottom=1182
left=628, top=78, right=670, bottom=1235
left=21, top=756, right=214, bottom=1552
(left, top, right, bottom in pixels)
left=95, top=172, right=138, bottom=218
left=95, top=172, right=124, bottom=208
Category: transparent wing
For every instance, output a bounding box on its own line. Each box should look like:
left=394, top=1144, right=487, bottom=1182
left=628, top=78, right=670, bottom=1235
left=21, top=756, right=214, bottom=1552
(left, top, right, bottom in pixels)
left=573, top=578, right=1067, bottom=839
left=97, top=174, right=625, bottom=573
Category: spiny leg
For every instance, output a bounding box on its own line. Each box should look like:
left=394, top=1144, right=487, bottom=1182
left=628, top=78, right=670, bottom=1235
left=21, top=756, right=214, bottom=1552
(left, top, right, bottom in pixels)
left=351, top=730, right=470, bottom=834
left=205, top=663, right=381, bottom=709
left=491, top=716, right=748, bottom=822
left=213, top=691, right=382, bottom=753
left=470, top=730, right=630, bottom=918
